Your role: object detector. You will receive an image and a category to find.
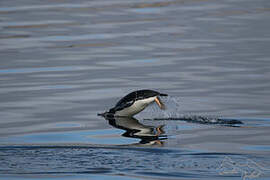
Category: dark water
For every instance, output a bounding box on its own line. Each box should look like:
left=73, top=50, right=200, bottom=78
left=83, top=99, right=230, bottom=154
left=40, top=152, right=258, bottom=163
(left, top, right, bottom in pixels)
left=1, top=0, right=270, bottom=179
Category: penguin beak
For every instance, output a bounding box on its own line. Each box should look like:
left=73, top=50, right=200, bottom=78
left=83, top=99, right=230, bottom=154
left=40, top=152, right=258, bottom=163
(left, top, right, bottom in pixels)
left=155, top=96, right=166, bottom=110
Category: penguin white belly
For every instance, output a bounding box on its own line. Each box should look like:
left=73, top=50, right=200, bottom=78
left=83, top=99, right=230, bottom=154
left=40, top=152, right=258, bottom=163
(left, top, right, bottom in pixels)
left=115, top=97, right=156, bottom=117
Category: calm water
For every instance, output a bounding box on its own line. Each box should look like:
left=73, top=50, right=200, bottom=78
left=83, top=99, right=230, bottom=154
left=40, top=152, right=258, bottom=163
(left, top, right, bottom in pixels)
left=1, top=0, right=270, bottom=179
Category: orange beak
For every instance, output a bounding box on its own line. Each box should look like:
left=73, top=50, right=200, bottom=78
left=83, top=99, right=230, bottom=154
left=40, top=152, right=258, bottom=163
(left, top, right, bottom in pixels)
left=155, top=96, right=166, bottom=110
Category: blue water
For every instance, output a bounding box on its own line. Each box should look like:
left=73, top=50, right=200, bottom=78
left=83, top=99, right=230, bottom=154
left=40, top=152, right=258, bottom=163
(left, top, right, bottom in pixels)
left=1, top=0, right=270, bottom=179
left=1, top=116, right=270, bottom=179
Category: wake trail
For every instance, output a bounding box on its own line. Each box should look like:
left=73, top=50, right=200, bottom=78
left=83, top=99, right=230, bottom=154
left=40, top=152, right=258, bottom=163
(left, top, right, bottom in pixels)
left=138, top=96, right=243, bottom=125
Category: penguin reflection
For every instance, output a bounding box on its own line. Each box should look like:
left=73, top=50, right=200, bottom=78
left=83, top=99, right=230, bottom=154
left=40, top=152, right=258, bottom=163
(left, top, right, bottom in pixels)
left=104, top=116, right=167, bottom=146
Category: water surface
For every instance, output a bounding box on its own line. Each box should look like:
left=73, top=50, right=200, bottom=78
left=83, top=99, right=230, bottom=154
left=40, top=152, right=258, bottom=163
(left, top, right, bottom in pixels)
left=1, top=0, right=270, bottom=179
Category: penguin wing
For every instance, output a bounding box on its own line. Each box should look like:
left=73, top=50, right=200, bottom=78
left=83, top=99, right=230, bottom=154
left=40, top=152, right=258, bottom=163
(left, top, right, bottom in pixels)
left=113, top=100, right=135, bottom=111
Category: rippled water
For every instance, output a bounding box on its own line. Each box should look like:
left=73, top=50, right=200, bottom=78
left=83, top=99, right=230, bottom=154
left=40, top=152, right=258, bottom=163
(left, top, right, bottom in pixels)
left=1, top=0, right=270, bottom=179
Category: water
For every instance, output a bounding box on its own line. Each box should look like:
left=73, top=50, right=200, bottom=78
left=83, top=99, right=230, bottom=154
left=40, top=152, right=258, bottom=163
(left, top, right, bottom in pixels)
left=1, top=0, right=270, bottom=179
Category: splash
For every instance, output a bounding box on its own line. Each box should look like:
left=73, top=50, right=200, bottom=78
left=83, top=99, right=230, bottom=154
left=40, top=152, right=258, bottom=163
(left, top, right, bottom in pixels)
left=136, top=96, right=243, bottom=125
